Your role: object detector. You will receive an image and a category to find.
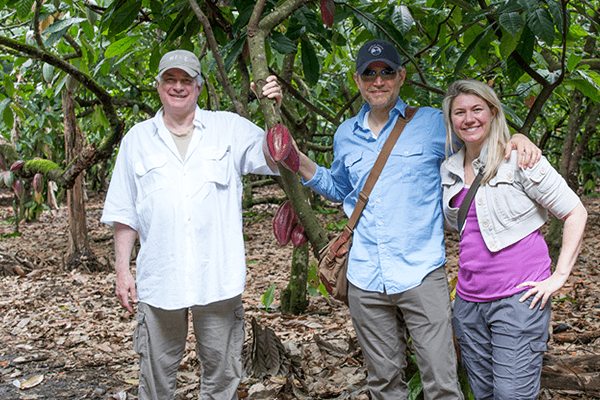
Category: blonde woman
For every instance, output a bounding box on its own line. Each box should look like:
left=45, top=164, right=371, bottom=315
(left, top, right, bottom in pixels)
left=440, top=79, right=587, bottom=399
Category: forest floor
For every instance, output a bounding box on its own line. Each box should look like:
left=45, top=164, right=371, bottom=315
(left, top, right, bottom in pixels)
left=0, top=184, right=599, bottom=400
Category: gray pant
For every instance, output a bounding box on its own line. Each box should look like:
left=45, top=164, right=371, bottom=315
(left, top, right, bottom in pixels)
left=453, top=293, right=551, bottom=400
left=348, top=267, right=464, bottom=400
left=133, top=296, right=245, bottom=400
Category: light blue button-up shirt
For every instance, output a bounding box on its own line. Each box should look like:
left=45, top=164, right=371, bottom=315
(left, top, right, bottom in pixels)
left=305, top=98, right=447, bottom=294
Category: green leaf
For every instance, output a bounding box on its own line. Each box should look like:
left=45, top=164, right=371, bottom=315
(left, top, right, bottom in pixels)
left=526, top=8, right=554, bottom=46
left=3, top=103, right=14, bottom=129
left=391, top=5, right=414, bottom=36
left=407, top=368, right=423, bottom=400
left=107, top=0, right=141, bottom=38
left=502, top=103, right=524, bottom=128
left=499, top=29, right=519, bottom=59
left=43, top=17, right=86, bottom=35
left=261, top=283, right=276, bottom=311
left=352, top=10, right=378, bottom=38
left=150, top=46, right=161, bottom=74
left=453, top=26, right=492, bottom=77
left=547, top=0, right=566, bottom=35
left=570, top=70, right=600, bottom=102
left=517, top=0, right=537, bottom=13
left=506, top=25, right=535, bottom=83
left=3, top=74, right=14, bottom=97
left=301, top=37, right=319, bottom=85
left=14, top=0, right=34, bottom=19
left=268, top=32, right=297, bottom=55
left=567, top=53, right=584, bottom=72
left=295, top=6, right=319, bottom=35
left=499, top=12, right=525, bottom=37
left=105, top=36, right=140, bottom=59
left=0, top=98, right=11, bottom=116
left=568, top=24, right=587, bottom=39
left=462, top=9, right=492, bottom=24
left=223, top=34, right=247, bottom=72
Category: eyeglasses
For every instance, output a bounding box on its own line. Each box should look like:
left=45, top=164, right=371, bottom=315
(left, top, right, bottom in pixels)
left=360, top=68, right=398, bottom=82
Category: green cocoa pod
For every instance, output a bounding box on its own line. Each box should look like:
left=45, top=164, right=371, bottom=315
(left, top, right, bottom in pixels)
left=42, top=63, right=55, bottom=83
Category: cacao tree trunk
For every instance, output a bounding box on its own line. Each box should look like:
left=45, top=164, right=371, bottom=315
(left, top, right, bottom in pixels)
left=62, top=89, right=100, bottom=271
left=244, top=0, right=331, bottom=315
left=280, top=242, right=310, bottom=314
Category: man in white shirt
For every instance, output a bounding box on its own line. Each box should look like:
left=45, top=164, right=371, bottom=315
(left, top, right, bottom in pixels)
left=101, top=50, right=281, bottom=400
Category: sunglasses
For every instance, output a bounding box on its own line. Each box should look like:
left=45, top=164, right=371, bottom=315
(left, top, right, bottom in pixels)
left=360, top=68, right=398, bottom=82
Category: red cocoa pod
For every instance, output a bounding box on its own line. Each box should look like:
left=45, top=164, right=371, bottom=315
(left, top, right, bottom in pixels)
left=281, top=145, right=299, bottom=173
left=10, top=160, right=25, bottom=171
left=13, top=179, right=24, bottom=199
left=33, top=173, right=43, bottom=193
left=320, top=0, right=335, bottom=28
left=4, top=170, right=15, bottom=187
left=273, top=200, right=298, bottom=246
left=266, top=123, right=292, bottom=162
left=291, top=223, right=308, bottom=247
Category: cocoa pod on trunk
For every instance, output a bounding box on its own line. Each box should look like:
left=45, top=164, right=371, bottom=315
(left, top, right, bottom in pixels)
left=273, top=200, right=299, bottom=246
left=266, top=123, right=292, bottom=162
left=33, top=173, right=43, bottom=193
left=4, top=170, right=15, bottom=187
left=13, top=179, right=24, bottom=199
left=291, top=223, right=308, bottom=247
left=281, top=145, right=299, bottom=173
left=10, top=160, right=25, bottom=172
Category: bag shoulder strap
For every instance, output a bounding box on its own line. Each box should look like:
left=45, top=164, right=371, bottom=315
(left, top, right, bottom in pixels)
left=457, top=170, right=484, bottom=234
left=346, top=106, right=419, bottom=231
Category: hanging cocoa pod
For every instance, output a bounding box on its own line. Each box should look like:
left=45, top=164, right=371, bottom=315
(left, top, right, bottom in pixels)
left=266, top=123, right=292, bottom=162
left=281, top=145, right=299, bottom=173
left=273, top=200, right=298, bottom=246
left=10, top=160, right=25, bottom=171
left=291, top=223, right=308, bottom=247
left=320, top=0, right=335, bottom=28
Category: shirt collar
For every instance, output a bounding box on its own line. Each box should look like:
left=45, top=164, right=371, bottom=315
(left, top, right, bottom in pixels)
left=353, top=97, right=406, bottom=140
left=153, top=105, right=206, bottom=133
left=447, top=139, right=489, bottom=177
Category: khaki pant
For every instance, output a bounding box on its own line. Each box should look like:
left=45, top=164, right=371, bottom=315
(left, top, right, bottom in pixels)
left=133, top=296, right=245, bottom=400
left=348, top=267, right=464, bottom=400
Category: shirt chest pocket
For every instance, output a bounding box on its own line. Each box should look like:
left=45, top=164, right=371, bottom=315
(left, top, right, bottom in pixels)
left=488, top=168, right=536, bottom=227
left=344, top=152, right=366, bottom=187
left=201, top=145, right=230, bottom=186
left=388, top=144, right=423, bottom=180
left=135, top=154, right=168, bottom=198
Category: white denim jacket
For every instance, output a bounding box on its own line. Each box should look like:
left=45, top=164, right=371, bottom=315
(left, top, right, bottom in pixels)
left=441, top=141, right=581, bottom=252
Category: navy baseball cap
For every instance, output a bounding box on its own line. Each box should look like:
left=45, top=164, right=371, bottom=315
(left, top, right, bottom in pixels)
left=355, top=40, right=402, bottom=74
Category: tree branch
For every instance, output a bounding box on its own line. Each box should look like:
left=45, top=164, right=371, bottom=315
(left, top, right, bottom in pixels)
left=188, top=0, right=247, bottom=117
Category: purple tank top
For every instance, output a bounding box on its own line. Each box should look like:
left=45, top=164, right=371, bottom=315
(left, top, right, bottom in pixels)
left=452, top=187, right=551, bottom=302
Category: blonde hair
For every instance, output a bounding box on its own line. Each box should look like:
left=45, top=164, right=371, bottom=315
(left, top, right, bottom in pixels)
left=442, top=79, right=511, bottom=184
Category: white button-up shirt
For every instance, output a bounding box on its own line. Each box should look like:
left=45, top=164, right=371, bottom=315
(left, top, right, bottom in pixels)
left=101, top=106, right=276, bottom=309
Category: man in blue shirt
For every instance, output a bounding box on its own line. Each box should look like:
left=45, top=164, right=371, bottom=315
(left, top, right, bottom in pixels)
left=296, top=40, right=540, bottom=399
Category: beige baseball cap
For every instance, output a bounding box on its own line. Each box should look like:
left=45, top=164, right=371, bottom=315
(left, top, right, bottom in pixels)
left=156, top=50, right=201, bottom=80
